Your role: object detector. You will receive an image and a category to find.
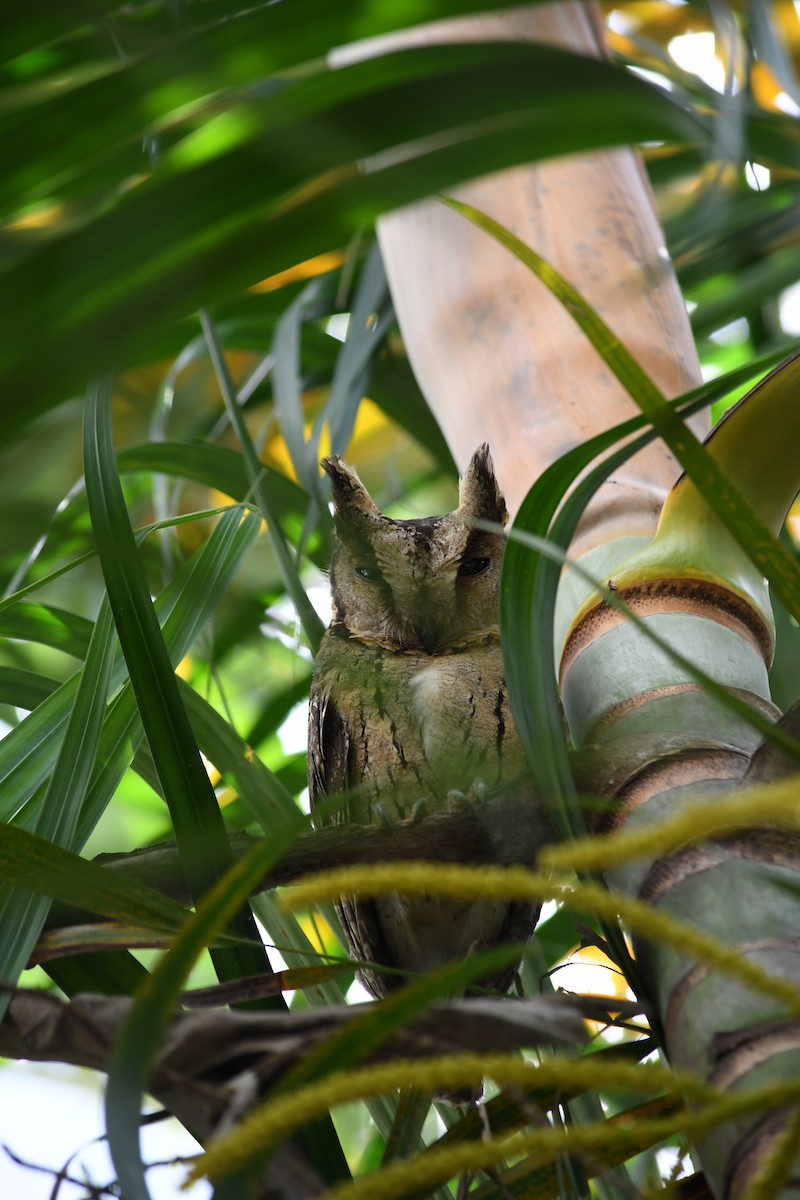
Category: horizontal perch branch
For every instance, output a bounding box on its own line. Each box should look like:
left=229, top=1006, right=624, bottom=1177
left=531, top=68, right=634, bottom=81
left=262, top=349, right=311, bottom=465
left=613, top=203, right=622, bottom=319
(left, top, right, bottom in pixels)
left=48, top=785, right=554, bottom=928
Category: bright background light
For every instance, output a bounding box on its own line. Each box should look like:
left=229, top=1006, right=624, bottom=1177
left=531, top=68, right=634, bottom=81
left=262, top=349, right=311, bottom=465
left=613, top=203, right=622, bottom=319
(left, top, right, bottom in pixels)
left=0, top=1063, right=211, bottom=1200
left=668, top=31, right=735, bottom=94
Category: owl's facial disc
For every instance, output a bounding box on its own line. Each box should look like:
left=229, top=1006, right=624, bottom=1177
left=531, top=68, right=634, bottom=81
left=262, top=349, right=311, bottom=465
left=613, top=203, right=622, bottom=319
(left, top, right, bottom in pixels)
left=325, top=448, right=506, bottom=652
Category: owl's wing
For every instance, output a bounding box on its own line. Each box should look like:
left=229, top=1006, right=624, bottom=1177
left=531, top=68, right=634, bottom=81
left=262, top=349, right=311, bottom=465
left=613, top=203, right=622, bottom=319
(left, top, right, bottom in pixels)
left=307, top=678, right=398, bottom=998
left=486, top=900, right=542, bottom=993
left=307, top=682, right=350, bottom=823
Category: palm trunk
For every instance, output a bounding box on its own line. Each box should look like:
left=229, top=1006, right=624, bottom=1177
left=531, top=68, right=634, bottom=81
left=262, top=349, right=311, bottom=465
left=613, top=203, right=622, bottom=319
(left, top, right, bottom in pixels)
left=375, top=3, right=705, bottom=531
left=376, top=3, right=799, bottom=1195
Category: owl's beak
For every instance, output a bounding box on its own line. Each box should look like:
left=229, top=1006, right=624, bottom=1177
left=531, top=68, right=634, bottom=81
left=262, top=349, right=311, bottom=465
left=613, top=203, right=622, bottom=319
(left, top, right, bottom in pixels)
left=414, top=619, right=442, bottom=655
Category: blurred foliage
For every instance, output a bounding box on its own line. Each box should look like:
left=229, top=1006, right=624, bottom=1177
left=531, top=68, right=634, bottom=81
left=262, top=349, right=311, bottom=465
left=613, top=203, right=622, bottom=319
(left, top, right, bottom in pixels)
left=1, top=1, right=800, bottom=1198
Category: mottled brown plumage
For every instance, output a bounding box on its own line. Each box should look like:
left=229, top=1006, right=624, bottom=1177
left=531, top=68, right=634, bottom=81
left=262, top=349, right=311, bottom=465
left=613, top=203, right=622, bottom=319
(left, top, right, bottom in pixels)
left=308, top=445, right=539, bottom=998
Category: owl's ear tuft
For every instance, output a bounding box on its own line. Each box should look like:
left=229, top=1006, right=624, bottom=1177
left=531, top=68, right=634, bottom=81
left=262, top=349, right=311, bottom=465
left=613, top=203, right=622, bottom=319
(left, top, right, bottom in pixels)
left=322, top=457, right=383, bottom=530
left=458, top=444, right=508, bottom=527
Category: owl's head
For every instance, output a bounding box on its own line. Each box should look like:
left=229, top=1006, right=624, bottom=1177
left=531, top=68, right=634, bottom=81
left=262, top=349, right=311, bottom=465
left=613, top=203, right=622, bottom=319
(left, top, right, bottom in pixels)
left=322, top=444, right=508, bottom=652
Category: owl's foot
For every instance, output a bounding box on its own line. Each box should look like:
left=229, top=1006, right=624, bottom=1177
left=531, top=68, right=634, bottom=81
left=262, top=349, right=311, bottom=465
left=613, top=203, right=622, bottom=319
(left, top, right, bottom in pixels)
left=376, top=798, right=432, bottom=825
left=373, top=802, right=396, bottom=830
left=410, top=798, right=429, bottom=824
left=436, top=1082, right=483, bottom=1108
left=445, top=778, right=487, bottom=812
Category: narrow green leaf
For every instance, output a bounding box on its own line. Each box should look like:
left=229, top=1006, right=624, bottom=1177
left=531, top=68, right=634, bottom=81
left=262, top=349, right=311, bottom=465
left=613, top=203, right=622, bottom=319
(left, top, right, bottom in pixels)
left=2, top=0, right=561, bottom=208
left=179, top=681, right=298, bottom=827
left=321, top=244, right=394, bottom=456
left=82, top=377, right=268, bottom=915
left=442, top=195, right=800, bottom=625
left=0, top=602, right=93, bottom=658
left=0, top=42, right=707, bottom=429
left=0, top=600, right=117, bottom=1000
left=0, top=821, right=188, bottom=930
left=0, top=671, right=84, bottom=824
left=117, top=441, right=308, bottom=524
left=3, top=0, right=128, bottom=64
left=46, top=950, right=149, bottom=999
left=33, top=924, right=182, bottom=962
left=105, top=815, right=314, bottom=1200
left=0, top=667, right=57, bottom=710
left=83, top=379, right=339, bottom=1196
left=37, top=602, right=116, bottom=846
left=0, top=500, right=263, bottom=833
left=200, top=309, right=325, bottom=651
left=72, top=502, right=269, bottom=842
left=0, top=504, right=243, bottom=619
left=271, top=275, right=336, bottom=499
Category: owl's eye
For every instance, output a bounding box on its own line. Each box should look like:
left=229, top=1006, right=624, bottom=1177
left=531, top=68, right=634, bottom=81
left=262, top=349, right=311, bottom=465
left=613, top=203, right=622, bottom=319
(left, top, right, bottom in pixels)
left=355, top=565, right=383, bottom=581
left=458, top=556, right=490, bottom=578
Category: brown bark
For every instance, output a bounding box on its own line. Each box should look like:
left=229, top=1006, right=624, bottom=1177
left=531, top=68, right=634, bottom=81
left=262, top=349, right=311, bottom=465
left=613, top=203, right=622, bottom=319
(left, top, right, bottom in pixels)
left=0, top=985, right=585, bottom=1199
left=47, top=784, right=550, bottom=925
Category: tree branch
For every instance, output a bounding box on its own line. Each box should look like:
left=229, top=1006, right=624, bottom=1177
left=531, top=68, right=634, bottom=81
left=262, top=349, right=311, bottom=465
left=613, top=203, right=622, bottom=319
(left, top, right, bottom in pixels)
left=45, top=786, right=554, bottom=929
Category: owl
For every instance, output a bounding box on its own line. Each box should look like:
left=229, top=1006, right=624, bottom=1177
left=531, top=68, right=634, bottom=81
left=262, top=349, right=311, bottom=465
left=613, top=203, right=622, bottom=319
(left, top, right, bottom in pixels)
left=308, top=445, right=539, bottom=999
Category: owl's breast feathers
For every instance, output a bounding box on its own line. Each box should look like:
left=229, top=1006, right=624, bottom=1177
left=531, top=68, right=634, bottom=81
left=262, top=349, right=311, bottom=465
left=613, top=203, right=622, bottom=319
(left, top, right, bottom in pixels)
left=308, top=627, right=523, bottom=825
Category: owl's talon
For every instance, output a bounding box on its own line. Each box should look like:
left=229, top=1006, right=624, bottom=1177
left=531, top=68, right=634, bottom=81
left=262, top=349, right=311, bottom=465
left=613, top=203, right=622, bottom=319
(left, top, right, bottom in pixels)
left=446, top=787, right=470, bottom=812
left=470, top=778, right=487, bottom=805
left=446, top=778, right=487, bottom=812
left=410, top=798, right=428, bottom=824
left=374, top=803, right=394, bottom=830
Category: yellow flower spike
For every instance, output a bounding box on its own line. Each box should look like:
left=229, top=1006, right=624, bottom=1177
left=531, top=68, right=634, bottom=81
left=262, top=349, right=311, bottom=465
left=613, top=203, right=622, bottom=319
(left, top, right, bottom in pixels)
left=311, top=1081, right=800, bottom=1200
left=185, top=1077, right=800, bottom=1200
left=185, top=1054, right=708, bottom=1189
left=540, top=779, right=800, bottom=874
left=282, top=863, right=800, bottom=1014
